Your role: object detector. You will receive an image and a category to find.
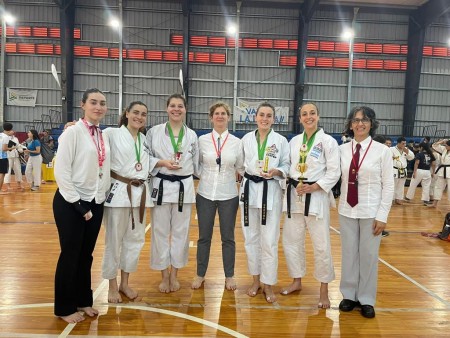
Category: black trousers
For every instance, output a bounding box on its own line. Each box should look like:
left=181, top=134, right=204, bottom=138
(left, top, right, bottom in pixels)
left=53, top=189, right=104, bottom=316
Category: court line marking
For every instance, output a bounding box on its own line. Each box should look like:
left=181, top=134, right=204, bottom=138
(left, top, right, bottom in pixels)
left=11, top=209, right=28, bottom=215
left=330, top=225, right=450, bottom=309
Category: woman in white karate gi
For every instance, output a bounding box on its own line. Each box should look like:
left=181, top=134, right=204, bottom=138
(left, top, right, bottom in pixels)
left=390, top=137, right=414, bottom=205
left=146, top=94, right=199, bottom=293
left=102, top=101, right=153, bottom=303
left=281, top=102, right=340, bottom=308
left=240, top=102, right=289, bottom=303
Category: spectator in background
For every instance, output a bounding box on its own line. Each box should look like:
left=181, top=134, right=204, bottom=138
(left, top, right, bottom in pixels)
left=391, top=137, right=414, bottom=205
left=341, top=131, right=352, bottom=144
left=422, top=136, right=431, bottom=144
left=405, top=142, right=436, bottom=205
left=41, top=129, right=55, bottom=150
left=3, top=123, right=25, bottom=192
left=24, top=129, right=42, bottom=192
left=0, top=123, right=14, bottom=194
left=385, top=138, right=392, bottom=148
left=429, top=139, right=450, bottom=208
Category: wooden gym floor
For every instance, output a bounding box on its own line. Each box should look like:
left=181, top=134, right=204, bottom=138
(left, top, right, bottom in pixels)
left=0, top=179, right=449, bottom=337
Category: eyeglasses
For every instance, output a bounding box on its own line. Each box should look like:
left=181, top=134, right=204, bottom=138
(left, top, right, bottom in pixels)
left=351, top=118, right=371, bottom=125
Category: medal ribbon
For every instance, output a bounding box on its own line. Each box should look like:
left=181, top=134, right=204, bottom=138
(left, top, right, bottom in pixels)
left=212, top=132, right=230, bottom=158
left=351, top=139, right=373, bottom=176
left=298, top=128, right=320, bottom=164
left=256, top=129, right=271, bottom=161
left=167, top=122, right=185, bottom=154
left=134, top=133, right=141, bottom=164
left=82, top=118, right=106, bottom=168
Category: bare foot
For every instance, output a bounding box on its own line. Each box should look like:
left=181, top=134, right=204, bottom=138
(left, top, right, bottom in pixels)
left=395, top=199, right=403, bottom=205
left=246, top=281, right=261, bottom=297
left=225, top=277, right=237, bottom=291
left=119, top=285, right=138, bottom=300
left=280, top=278, right=302, bottom=295
left=170, top=277, right=181, bottom=292
left=191, top=276, right=205, bottom=289
left=77, top=307, right=98, bottom=317
left=318, top=283, right=330, bottom=309
left=108, top=289, right=123, bottom=303
left=263, top=285, right=277, bottom=303
left=59, top=312, right=85, bottom=323
left=159, top=278, right=171, bottom=293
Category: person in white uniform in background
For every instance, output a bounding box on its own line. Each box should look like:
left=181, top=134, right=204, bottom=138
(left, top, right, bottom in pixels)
left=53, top=88, right=111, bottom=323
left=429, top=139, right=450, bottom=208
left=3, top=123, right=24, bottom=192
left=390, top=137, right=414, bottom=205
left=240, top=102, right=290, bottom=303
left=338, top=106, right=394, bottom=319
left=192, top=102, right=244, bottom=291
left=146, top=94, right=199, bottom=293
left=102, top=101, right=153, bottom=303
left=281, top=103, right=340, bottom=309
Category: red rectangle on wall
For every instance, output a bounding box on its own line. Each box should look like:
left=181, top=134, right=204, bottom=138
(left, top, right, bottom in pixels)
left=195, top=52, right=210, bottom=63
left=319, top=41, right=335, bottom=52
left=383, top=44, right=400, bottom=54
left=288, top=40, right=298, bottom=50
left=305, top=57, right=315, bottom=67
left=335, top=42, right=349, bottom=52
left=316, top=57, right=333, bottom=67
left=401, top=61, right=407, bottom=70
left=191, top=36, right=208, bottom=46
left=188, top=52, right=194, bottom=62
left=423, top=46, right=433, bottom=56
left=127, top=49, right=145, bottom=59
left=17, top=43, right=35, bottom=53
left=16, top=26, right=32, bottom=37
left=353, top=43, right=366, bottom=53
left=307, top=40, right=319, bottom=51
left=110, top=48, right=127, bottom=59
left=55, top=45, right=61, bottom=55
left=91, top=47, right=109, bottom=58
left=74, top=46, right=91, bottom=56
left=274, top=39, right=289, bottom=49
left=258, top=39, right=273, bottom=49
left=36, top=44, right=54, bottom=54
left=400, top=45, right=408, bottom=54
left=210, top=53, right=226, bottom=63
left=74, top=28, right=81, bottom=39
left=163, top=51, right=180, bottom=61
left=145, top=50, right=163, bottom=60
left=333, top=58, right=349, bottom=68
left=366, top=59, right=383, bottom=69
left=353, top=59, right=366, bottom=69
left=243, top=38, right=258, bottom=48
left=433, top=47, right=447, bottom=57
left=209, top=36, right=226, bottom=47
left=366, top=44, right=382, bottom=53
left=279, top=56, right=297, bottom=66
left=171, top=35, right=184, bottom=45
left=49, top=28, right=60, bottom=38
left=5, top=43, right=17, bottom=53
left=32, top=27, right=48, bottom=37
left=227, top=38, right=242, bottom=48
left=384, top=60, right=401, bottom=70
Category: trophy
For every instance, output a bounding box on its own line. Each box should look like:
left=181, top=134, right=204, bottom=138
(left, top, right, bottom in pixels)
left=296, top=143, right=308, bottom=202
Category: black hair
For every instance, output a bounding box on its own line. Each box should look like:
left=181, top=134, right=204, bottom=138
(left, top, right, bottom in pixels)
left=344, top=106, right=379, bottom=138
left=3, top=122, right=13, bottom=131
left=119, top=101, right=148, bottom=127
left=372, top=135, right=386, bottom=144
left=29, top=129, right=39, bottom=140
left=397, top=137, right=406, bottom=143
left=419, top=142, right=435, bottom=159
left=81, top=88, right=105, bottom=103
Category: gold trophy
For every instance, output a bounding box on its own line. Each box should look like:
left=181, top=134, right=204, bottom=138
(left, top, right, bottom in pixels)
left=296, top=162, right=308, bottom=203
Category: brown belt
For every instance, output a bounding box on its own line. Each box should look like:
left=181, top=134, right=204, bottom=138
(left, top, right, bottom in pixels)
left=110, top=171, right=146, bottom=230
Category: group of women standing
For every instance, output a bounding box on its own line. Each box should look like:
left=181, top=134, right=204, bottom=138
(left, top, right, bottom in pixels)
left=52, top=88, right=394, bottom=324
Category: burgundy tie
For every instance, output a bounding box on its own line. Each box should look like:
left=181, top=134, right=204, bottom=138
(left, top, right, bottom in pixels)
left=347, top=143, right=361, bottom=207
left=89, top=125, right=99, bottom=135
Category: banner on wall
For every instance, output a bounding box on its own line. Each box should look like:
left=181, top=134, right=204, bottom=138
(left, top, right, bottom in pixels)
left=6, top=88, right=38, bottom=107
left=233, top=98, right=289, bottom=124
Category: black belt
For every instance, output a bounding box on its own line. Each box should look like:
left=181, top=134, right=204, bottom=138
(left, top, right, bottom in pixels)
left=243, top=172, right=273, bottom=227
left=155, top=172, right=191, bottom=212
left=393, top=166, right=406, bottom=178
left=435, top=165, right=450, bottom=179
left=287, top=178, right=316, bottom=218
